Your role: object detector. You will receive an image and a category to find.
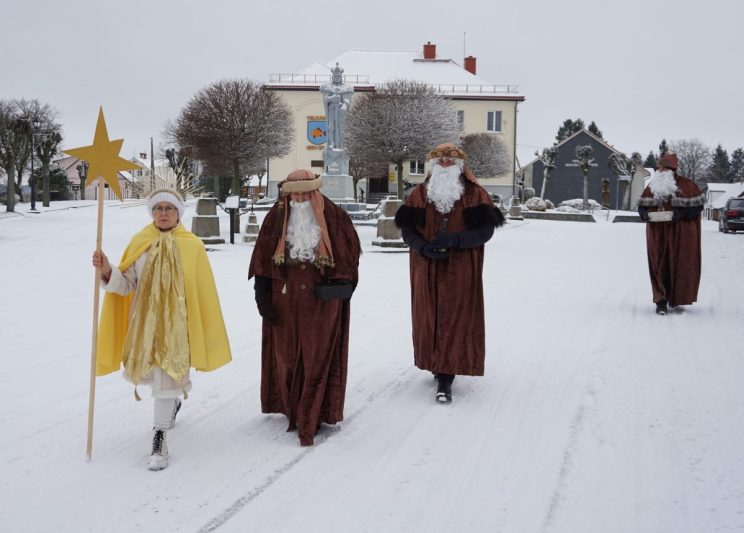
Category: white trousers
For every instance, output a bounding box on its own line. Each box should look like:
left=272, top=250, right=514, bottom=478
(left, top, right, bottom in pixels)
left=153, top=398, right=178, bottom=430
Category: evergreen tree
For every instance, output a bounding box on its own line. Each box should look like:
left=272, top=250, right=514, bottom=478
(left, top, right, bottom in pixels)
left=555, top=118, right=585, bottom=143
left=588, top=121, right=603, bottom=139
left=708, top=144, right=731, bottom=183
left=643, top=151, right=657, bottom=168
left=658, top=139, right=669, bottom=157
left=729, top=147, right=744, bottom=183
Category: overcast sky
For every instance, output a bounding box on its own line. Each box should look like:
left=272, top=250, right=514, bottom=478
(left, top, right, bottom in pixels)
left=2, top=0, right=741, bottom=169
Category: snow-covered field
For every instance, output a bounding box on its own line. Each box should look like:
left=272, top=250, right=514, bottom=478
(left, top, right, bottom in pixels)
left=1, top=200, right=743, bottom=533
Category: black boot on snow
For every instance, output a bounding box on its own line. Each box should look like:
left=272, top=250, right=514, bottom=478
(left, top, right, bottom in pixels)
left=655, top=300, right=668, bottom=315
left=435, top=374, right=454, bottom=404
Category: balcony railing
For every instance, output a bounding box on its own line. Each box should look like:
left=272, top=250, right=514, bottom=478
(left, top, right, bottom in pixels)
left=268, top=73, right=370, bottom=84
left=431, top=84, right=520, bottom=94
left=267, top=75, right=520, bottom=94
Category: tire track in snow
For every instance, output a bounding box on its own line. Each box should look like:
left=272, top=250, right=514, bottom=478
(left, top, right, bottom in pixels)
left=196, top=366, right=418, bottom=532
left=539, top=375, right=601, bottom=533
left=196, top=447, right=313, bottom=532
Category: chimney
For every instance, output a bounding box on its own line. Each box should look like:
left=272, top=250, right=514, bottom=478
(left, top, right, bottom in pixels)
left=464, top=55, right=477, bottom=75
left=423, top=41, right=436, bottom=60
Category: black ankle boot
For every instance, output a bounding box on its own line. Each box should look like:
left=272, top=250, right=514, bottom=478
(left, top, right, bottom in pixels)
left=656, top=300, right=668, bottom=315
left=435, top=374, right=454, bottom=403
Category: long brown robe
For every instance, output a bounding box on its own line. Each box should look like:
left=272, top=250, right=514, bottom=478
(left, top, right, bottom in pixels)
left=637, top=175, right=704, bottom=306
left=395, top=178, right=501, bottom=376
left=249, top=196, right=360, bottom=445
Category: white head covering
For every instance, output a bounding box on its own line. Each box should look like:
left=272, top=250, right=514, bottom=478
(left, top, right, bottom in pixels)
left=147, top=189, right=185, bottom=219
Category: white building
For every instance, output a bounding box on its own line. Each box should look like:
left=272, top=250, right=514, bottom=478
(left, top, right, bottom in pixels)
left=264, top=42, right=525, bottom=201
left=705, top=181, right=744, bottom=220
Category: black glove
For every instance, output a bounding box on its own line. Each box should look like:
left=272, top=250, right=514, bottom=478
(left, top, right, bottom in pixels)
left=672, top=208, right=682, bottom=222
left=429, top=231, right=459, bottom=250
left=420, top=242, right=450, bottom=260
left=638, top=206, right=649, bottom=222
left=256, top=293, right=278, bottom=325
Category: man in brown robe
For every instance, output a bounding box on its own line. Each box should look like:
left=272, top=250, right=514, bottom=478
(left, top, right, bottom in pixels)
left=637, top=153, right=704, bottom=315
left=249, top=170, right=361, bottom=445
left=394, top=143, right=504, bottom=403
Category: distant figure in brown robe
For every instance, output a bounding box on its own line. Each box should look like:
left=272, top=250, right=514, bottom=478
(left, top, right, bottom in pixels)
left=637, top=153, right=704, bottom=315
left=394, top=143, right=504, bottom=403
left=249, top=170, right=361, bottom=445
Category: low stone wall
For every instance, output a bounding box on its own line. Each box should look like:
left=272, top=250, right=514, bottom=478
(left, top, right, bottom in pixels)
left=612, top=215, right=644, bottom=223
left=522, top=211, right=596, bottom=223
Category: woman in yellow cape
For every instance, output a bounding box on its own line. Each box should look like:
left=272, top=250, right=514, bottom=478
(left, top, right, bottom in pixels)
left=92, top=189, right=231, bottom=470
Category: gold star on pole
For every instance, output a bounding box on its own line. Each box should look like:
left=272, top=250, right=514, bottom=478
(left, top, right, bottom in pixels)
left=64, top=107, right=142, bottom=200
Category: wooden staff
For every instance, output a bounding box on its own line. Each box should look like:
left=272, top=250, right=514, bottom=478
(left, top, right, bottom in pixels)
left=86, top=179, right=105, bottom=460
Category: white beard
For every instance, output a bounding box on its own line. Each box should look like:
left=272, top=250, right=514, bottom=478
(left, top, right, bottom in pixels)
left=427, top=160, right=465, bottom=214
left=648, top=169, right=678, bottom=199
left=286, top=200, right=321, bottom=262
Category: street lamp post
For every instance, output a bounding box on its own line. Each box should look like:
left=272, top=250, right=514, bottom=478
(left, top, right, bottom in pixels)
left=29, top=131, right=37, bottom=212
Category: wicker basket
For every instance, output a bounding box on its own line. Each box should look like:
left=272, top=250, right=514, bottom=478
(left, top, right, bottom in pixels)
left=648, top=210, right=673, bottom=222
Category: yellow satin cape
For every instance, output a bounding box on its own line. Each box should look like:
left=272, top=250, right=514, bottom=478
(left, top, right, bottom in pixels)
left=96, top=223, right=232, bottom=376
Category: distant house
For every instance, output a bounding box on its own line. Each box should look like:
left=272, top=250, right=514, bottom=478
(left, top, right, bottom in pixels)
left=705, top=182, right=744, bottom=221
left=55, top=155, right=135, bottom=200
left=242, top=174, right=268, bottom=198
left=520, top=129, right=649, bottom=210
left=264, top=42, right=525, bottom=201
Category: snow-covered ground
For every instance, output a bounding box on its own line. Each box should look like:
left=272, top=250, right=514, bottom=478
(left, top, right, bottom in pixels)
left=1, top=200, right=743, bottom=533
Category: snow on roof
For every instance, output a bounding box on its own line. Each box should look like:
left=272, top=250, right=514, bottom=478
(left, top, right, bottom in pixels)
left=268, top=49, right=523, bottom=99
left=131, top=155, right=169, bottom=169
left=707, top=182, right=744, bottom=208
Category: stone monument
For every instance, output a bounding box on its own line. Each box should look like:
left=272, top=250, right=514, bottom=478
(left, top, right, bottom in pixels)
left=191, top=197, right=225, bottom=244
left=243, top=212, right=260, bottom=243
left=371, top=197, right=406, bottom=248
left=320, top=63, right=354, bottom=201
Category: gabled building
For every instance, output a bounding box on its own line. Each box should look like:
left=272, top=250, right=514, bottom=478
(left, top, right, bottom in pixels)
left=520, top=129, right=650, bottom=210
left=264, top=42, right=525, bottom=201
left=55, top=155, right=135, bottom=200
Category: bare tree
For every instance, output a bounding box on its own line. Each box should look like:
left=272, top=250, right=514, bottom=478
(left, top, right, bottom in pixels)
left=575, top=145, right=594, bottom=210
left=608, top=152, right=643, bottom=210
left=17, top=100, right=64, bottom=207
left=534, top=145, right=558, bottom=200
left=0, top=100, right=26, bottom=212
left=669, top=138, right=711, bottom=185
left=345, top=79, right=459, bottom=199
left=164, top=146, right=198, bottom=191
left=76, top=161, right=88, bottom=200
left=461, top=133, right=511, bottom=179
left=173, top=79, right=293, bottom=197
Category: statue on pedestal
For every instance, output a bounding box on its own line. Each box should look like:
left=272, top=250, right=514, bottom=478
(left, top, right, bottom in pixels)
left=320, top=63, right=353, bottom=177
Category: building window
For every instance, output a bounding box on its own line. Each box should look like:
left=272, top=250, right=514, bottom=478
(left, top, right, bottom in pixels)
left=456, top=110, right=464, bottom=131
left=487, top=111, right=502, bottom=132
left=410, top=160, right=425, bottom=175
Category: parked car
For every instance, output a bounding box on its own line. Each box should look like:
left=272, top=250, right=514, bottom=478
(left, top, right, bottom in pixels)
left=719, top=197, right=744, bottom=233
